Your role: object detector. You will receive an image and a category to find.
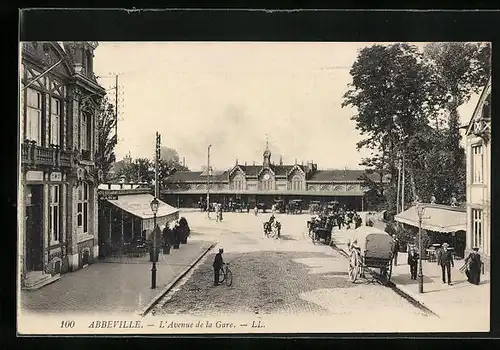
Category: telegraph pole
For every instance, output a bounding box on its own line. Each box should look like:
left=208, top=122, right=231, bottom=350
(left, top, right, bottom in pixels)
left=115, top=74, right=119, bottom=145
left=155, top=132, right=161, bottom=199
left=207, top=144, right=212, bottom=218
left=401, top=152, right=406, bottom=212
left=396, top=155, right=401, bottom=215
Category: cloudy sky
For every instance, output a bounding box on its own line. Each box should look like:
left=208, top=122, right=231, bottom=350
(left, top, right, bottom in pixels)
left=93, top=42, right=480, bottom=171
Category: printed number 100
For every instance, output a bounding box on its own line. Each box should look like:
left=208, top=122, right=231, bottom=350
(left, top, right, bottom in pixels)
left=61, top=321, right=75, bottom=328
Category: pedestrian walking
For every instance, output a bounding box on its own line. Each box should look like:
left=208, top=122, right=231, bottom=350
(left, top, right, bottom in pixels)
left=407, top=246, right=419, bottom=280
left=440, top=242, right=454, bottom=285
left=464, top=247, right=483, bottom=285
left=393, top=237, right=400, bottom=266
left=354, top=214, right=362, bottom=229
left=435, top=244, right=443, bottom=266
left=254, top=205, right=258, bottom=216
left=337, top=213, right=343, bottom=230
left=212, top=248, right=224, bottom=286
left=345, top=214, right=352, bottom=230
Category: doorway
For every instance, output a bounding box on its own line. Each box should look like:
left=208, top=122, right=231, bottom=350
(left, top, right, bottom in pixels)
left=25, top=185, right=43, bottom=271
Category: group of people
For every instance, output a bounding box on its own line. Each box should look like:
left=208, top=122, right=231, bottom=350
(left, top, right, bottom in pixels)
left=402, top=241, right=484, bottom=286
left=329, top=209, right=363, bottom=230
left=210, top=203, right=224, bottom=222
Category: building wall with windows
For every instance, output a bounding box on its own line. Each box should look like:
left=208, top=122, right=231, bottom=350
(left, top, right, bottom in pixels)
left=19, top=42, right=105, bottom=288
left=465, top=77, right=491, bottom=270
left=162, top=145, right=389, bottom=211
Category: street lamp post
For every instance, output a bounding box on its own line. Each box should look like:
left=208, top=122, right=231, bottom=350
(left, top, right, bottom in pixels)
left=207, top=145, right=212, bottom=218
left=416, top=203, right=426, bottom=293
left=150, top=197, right=159, bottom=289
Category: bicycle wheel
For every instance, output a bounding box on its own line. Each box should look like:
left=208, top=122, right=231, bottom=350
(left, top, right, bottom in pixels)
left=219, top=268, right=225, bottom=283
left=225, top=268, right=233, bottom=286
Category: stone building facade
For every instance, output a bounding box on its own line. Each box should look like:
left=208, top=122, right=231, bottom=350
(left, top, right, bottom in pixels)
left=19, top=42, right=105, bottom=289
left=465, top=77, right=491, bottom=271
left=162, top=144, right=388, bottom=211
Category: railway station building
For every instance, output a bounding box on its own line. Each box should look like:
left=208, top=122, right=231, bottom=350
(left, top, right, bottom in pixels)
left=161, top=144, right=389, bottom=211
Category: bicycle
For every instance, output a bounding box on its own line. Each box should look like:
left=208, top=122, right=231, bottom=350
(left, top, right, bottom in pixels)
left=218, top=263, right=233, bottom=286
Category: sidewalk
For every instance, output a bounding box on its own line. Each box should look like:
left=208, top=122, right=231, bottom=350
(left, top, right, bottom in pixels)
left=20, top=240, right=214, bottom=315
left=331, top=227, right=490, bottom=322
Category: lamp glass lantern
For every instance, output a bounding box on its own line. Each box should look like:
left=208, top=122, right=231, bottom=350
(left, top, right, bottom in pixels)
left=416, top=204, right=426, bottom=218
left=150, top=197, right=160, bottom=214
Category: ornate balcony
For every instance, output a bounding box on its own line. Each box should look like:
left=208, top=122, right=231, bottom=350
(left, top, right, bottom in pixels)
left=21, top=142, right=73, bottom=169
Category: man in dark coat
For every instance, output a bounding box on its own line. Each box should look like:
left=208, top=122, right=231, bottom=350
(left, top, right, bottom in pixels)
left=407, top=247, right=419, bottom=280
left=213, top=248, right=224, bottom=286
left=440, top=243, right=454, bottom=285
left=354, top=214, right=362, bottom=229
left=465, top=247, right=483, bottom=285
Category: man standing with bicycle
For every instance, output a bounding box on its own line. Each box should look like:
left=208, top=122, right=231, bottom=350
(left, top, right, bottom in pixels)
left=213, top=248, right=224, bottom=286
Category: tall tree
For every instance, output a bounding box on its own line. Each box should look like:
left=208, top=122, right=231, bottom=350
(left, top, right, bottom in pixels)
left=423, top=42, right=491, bottom=201
left=117, top=158, right=153, bottom=183
left=95, top=97, right=117, bottom=182
left=160, top=146, right=189, bottom=171
left=343, top=43, right=437, bottom=212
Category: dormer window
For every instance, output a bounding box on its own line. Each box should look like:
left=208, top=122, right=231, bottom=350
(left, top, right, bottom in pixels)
left=82, top=48, right=93, bottom=77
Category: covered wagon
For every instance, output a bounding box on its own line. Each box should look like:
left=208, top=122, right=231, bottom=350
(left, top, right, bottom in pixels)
left=347, top=226, right=395, bottom=283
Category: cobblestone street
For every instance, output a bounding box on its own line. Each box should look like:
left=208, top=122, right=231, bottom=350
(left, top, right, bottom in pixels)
left=154, top=211, right=431, bottom=323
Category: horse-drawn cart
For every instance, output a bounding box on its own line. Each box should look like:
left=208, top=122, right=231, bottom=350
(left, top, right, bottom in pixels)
left=347, top=226, right=395, bottom=284
left=308, top=215, right=334, bottom=245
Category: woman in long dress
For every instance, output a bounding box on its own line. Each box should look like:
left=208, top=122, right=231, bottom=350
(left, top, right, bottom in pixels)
left=465, top=247, right=483, bottom=285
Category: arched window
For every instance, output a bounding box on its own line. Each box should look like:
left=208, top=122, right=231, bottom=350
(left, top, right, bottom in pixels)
left=291, top=175, right=302, bottom=191
left=237, top=178, right=244, bottom=190
left=232, top=174, right=245, bottom=191
left=77, top=182, right=90, bottom=235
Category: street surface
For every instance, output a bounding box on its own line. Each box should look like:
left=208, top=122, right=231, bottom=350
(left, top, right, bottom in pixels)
left=153, top=211, right=433, bottom=326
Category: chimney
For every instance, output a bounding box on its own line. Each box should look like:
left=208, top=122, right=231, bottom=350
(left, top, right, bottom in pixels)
left=236, top=159, right=238, bottom=165
left=280, top=155, right=283, bottom=166
left=253, top=161, right=256, bottom=166
left=307, top=160, right=313, bottom=173
left=183, top=157, right=185, bottom=167
left=245, top=161, right=247, bottom=167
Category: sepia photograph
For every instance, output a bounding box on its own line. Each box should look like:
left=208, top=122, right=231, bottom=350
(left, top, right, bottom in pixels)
left=17, top=39, right=491, bottom=334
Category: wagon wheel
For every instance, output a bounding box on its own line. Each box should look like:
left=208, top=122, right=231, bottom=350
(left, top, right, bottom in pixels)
left=387, top=261, right=393, bottom=281
left=348, top=251, right=359, bottom=283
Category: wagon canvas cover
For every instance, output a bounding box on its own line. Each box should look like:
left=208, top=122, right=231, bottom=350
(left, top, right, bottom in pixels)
left=351, top=226, right=395, bottom=260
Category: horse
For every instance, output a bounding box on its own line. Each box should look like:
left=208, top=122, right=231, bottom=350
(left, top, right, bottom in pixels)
left=263, top=216, right=281, bottom=239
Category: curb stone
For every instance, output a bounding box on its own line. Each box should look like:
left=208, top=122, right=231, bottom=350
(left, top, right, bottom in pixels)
left=139, top=242, right=216, bottom=317
left=330, top=244, right=439, bottom=318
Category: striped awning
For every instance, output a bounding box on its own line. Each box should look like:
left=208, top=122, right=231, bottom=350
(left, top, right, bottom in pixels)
left=107, top=193, right=178, bottom=220
left=395, top=204, right=466, bottom=233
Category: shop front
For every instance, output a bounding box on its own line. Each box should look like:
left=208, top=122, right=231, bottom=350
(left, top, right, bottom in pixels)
left=394, top=203, right=467, bottom=258
left=98, top=192, right=179, bottom=258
